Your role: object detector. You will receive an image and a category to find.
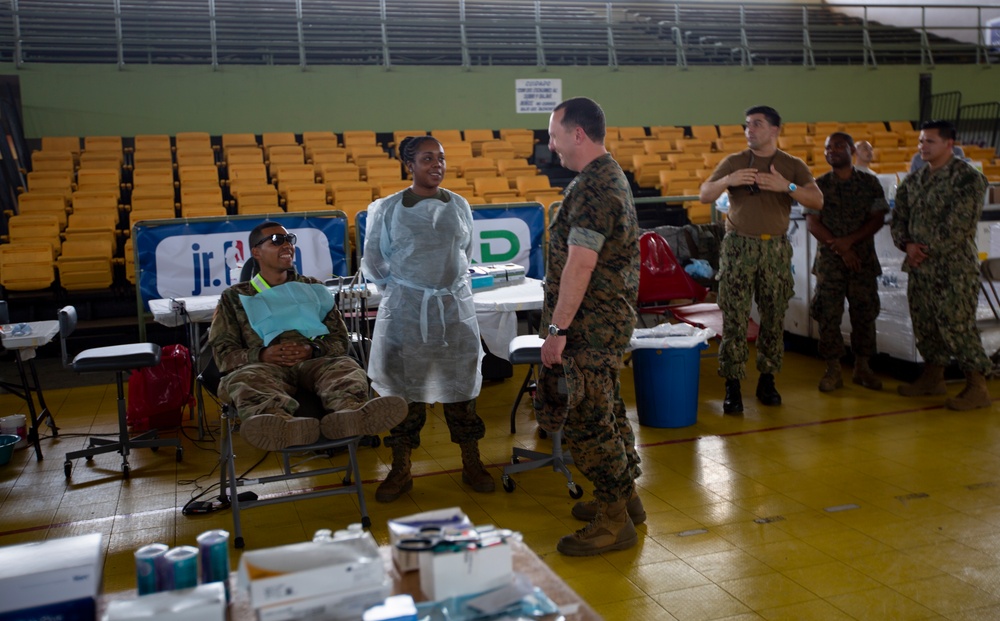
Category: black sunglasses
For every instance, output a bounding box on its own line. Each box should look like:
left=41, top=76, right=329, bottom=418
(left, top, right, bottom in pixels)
left=254, top=233, right=297, bottom=248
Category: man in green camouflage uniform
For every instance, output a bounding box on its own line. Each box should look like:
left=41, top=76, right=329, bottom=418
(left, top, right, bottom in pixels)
left=700, top=106, right=824, bottom=413
left=540, top=97, right=643, bottom=556
left=209, top=221, right=406, bottom=451
left=891, top=120, right=992, bottom=410
left=806, top=132, right=888, bottom=392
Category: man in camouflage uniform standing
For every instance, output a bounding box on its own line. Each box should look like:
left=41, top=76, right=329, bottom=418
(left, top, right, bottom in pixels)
left=541, top=97, right=643, bottom=556
left=209, top=221, right=406, bottom=451
left=806, top=132, right=888, bottom=392
left=700, top=106, right=823, bottom=413
left=891, top=120, right=992, bottom=410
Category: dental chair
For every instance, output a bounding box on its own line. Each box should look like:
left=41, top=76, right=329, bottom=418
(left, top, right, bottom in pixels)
left=198, top=258, right=375, bottom=548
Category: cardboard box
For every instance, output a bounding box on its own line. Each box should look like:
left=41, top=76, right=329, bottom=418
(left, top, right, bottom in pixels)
left=237, top=531, right=385, bottom=610
left=387, top=507, right=472, bottom=573
left=103, top=583, right=225, bottom=621
left=0, top=533, right=103, bottom=621
left=418, top=540, right=512, bottom=601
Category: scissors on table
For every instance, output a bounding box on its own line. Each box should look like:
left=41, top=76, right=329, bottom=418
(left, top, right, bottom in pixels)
left=394, top=525, right=483, bottom=552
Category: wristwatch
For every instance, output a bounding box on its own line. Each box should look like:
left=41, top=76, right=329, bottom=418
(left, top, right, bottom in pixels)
left=548, top=324, right=568, bottom=337
left=787, top=182, right=797, bottom=193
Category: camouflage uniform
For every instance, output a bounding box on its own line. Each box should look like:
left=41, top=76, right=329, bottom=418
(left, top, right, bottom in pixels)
left=709, top=149, right=813, bottom=379
left=539, top=153, right=641, bottom=504
left=807, top=168, right=888, bottom=361
left=890, top=157, right=990, bottom=373
left=208, top=273, right=369, bottom=420
left=384, top=399, right=483, bottom=449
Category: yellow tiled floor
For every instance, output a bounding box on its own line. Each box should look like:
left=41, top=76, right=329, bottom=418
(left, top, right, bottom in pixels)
left=2, top=345, right=1000, bottom=620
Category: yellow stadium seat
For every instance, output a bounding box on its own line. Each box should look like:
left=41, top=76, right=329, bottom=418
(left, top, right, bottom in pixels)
left=457, top=157, right=497, bottom=180
left=431, top=129, right=463, bottom=144
left=132, top=167, right=176, bottom=189
left=175, top=148, right=216, bottom=168
left=132, top=149, right=174, bottom=169
left=474, top=177, right=519, bottom=202
left=232, top=184, right=280, bottom=215
left=56, top=237, right=115, bottom=291
left=308, top=146, right=348, bottom=166
left=0, top=242, right=56, bottom=291
left=479, top=140, right=516, bottom=161
left=374, top=180, right=410, bottom=198
left=225, top=146, right=265, bottom=166
left=41, top=136, right=82, bottom=155
left=342, top=130, right=378, bottom=147
left=175, top=132, right=213, bottom=153
left=17, top=192, right=70, bottom=229
left=515, top=176, right=562, bottom=203
left=284, top=185, right=329, bottom=211
left=178, top=165, right=221, bottom=188
left=26, top=172, right=74, bottom=202
left=7, top=214, right=62, bottom=256
left=134, top=135, right=171, bottom=152
left=30, top=151, right=75, bottom=174
left=649, top=126, right=685, bottom=141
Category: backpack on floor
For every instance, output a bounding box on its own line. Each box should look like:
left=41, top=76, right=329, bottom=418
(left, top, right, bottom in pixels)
left=126, top=344, right=194, bottom=431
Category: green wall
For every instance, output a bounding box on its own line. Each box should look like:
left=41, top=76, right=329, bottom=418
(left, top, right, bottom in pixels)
left=3, top=62, right=998, bottom=138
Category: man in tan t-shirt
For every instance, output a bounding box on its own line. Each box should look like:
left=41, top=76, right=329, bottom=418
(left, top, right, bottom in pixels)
left=700, top=105, right=823, bottom=414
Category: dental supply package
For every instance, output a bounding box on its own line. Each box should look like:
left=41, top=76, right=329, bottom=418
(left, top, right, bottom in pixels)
left=103, top=582, right=225, bottom=621
left=0, top=533, right=103, bottom=621
left=387, top=507, right=473, bottom=573
left=417, top=531, right=513, bottom=601
left=236, top=528, right=389, bottom=621
left=479, top=262, right=526, bottom=283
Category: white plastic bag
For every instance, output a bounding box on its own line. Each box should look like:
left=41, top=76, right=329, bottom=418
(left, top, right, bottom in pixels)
left=629, top=322, right=715, bottom=350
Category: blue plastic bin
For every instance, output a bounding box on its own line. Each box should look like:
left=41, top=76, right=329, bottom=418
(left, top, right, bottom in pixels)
left=631, top=342, right=707, bottom=428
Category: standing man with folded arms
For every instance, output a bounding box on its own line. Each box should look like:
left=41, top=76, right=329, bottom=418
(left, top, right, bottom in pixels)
left=699, top=106, right=823, bottom=414
left=891, top=120, right=992, bottom=410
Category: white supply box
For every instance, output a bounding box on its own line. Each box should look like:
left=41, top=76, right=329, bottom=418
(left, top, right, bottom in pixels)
left=418, top=540, right=513, bottom=601
left=237, top=530, right=387, bottom=612
left=0, top=533, right=103, bottom=621
left=103, top=582, right=225, bottom=621
left=387, top=507, right=473, bottom=573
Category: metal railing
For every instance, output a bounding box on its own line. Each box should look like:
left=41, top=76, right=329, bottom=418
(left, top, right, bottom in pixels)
left=1, top=0, right=999, bottom=70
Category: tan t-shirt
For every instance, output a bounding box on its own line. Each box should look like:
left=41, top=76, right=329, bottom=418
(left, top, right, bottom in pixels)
left=708, top=149, right=813, bottom=237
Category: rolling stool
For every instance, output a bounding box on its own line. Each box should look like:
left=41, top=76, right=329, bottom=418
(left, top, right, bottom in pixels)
left=501, top=335, right=583, bottom=499
left=58, top=305, right=183, bottom=479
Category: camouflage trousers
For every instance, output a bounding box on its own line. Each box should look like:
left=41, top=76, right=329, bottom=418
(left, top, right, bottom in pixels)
left=539, top=349, right=640, bottom=504
left=717, top=233, right=793, bottom=379
left=383, top=399, right=483, bottom=449
left=908, top=265, right=990, bottom=373
left=219, top=356, right=369, bottom=421
left=810, top=267, right=880, bottom=361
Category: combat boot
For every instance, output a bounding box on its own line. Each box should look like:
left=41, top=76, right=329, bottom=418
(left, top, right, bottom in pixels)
left=897, top=364, right=946, bottom=397
left=240, top=413, right=320, bottom=451
left=375, top=445, right=412, bottom=503
left=459, top=441, right=495, bottom=493
left=557, top=498, right=637, bottom=556
left=572, top=490, right=647, bottom=525
left=852, top=356, right=883, bottom=391
left=818, top=360, right=843, bottom=393
left=945, top=372, right=992, bottom=411
left=320, top=396, right=407, bottom=439
left=756, top=373, right=782, bottom=406
left=723, top=379, right=743, bottom=414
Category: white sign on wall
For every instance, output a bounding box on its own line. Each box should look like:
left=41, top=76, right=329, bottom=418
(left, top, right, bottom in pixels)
left=515, top=79, right=561, bottom=114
